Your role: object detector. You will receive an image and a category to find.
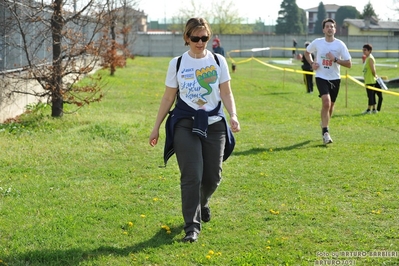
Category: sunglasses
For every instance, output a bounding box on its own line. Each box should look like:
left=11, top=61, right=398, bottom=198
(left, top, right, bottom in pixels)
left=189, top=36, right=209, bottom=42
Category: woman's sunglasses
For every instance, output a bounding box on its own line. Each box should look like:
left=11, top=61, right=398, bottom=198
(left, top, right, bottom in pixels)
left=190, top=36, right=209, bottom=42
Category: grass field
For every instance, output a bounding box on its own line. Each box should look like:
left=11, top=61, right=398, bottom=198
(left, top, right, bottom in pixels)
left=1, top=56, right=398, bottom=266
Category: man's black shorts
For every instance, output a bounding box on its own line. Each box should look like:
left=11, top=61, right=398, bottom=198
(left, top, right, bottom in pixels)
left=316, top=78, right=341, bottom=102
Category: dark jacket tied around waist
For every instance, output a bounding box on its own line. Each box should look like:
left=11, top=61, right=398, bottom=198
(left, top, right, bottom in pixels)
left=164, top=98, right=235, bottom=166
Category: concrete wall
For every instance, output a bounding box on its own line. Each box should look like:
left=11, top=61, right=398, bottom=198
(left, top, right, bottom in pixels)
left=131, top=34, right=399, bottom=59
left=0, top=58, right=100, bottom=123
left=0, top=74, right=43, bottom=122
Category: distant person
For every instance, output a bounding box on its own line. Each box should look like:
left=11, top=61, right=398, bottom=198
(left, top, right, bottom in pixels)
left=362, top=43, right=383, bottom=114
left=300, top=41, right=314, bottom=93
left=212, top=35, right=225, bottom=56
left=304, top=18, right=352, bottom=145
left=292, top=39, right=297, bottom=57
left=149, top=18, right=240, bottom=243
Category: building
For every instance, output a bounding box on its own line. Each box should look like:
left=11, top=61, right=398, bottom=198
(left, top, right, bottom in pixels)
left=342, top=18, right=399, bottom=36
left=305, top=4, right=340, bottom=34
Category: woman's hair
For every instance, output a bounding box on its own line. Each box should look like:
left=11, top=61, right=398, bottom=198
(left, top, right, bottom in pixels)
left=183, top=18, right=212, bottom=46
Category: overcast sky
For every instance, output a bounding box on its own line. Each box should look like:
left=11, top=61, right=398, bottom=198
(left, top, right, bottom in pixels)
left=137, top=0, right=399, bottom=23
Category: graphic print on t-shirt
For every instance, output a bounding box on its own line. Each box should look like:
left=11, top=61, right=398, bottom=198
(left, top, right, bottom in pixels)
left=181, top=64, right=218, bottom=107
left=196, top=65, right=217, bottom=96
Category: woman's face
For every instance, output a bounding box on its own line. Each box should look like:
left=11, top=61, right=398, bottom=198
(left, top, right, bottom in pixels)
left=187, top=29, right=209, bottom=54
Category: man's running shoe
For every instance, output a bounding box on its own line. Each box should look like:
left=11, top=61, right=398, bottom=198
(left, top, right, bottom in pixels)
left=323, top=132, right=333, bottom=145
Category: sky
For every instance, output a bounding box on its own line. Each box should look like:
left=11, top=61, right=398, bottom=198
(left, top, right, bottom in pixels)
left=137, top=0, right=399, bottom=24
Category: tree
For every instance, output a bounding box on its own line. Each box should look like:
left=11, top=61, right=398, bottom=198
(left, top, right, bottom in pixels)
left=275, top=0, right=304, bottom=35
left=313, top=2, right=326, bottom=35
left=299, top=8, right=307, bottom=34
left=335, top=6, right=360, bottom=34
left=117, top=0, right=138, bottom=61
left=209, top=0, right=244, bottom=34
left=1, top=0, right=110, bottom=117
left=360, top=1, right=377, bottom=19
left=170, top=0, right=252, bottom=34
left=100, top=0, right=139, bottom=76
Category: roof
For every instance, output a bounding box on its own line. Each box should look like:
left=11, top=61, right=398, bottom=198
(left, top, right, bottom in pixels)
left=343, top=19, right=399, bottom=31
left=305, top=4, right=341, bottom=12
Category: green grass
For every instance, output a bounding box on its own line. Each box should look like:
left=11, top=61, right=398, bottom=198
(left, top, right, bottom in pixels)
left=1, top=56, right=398, bottom=266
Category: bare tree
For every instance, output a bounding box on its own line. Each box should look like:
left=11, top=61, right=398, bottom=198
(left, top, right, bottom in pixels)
left=100, top=0, right=139, bottom=76
left=1, top=0, right=110, bottom=117
left=118, top=0, right=138, bottom=61
left=209, top=0, right=243, bottom=34
left=171, top=0, right=247, bottom=34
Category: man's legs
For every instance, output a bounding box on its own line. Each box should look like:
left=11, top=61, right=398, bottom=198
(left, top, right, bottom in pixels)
left=316, top=78, right=340, bottom=144
left=320, top=94, right=332, bottom=128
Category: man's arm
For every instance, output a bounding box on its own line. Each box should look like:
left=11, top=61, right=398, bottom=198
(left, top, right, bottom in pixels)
left=335, top=58, right=352, bottom=68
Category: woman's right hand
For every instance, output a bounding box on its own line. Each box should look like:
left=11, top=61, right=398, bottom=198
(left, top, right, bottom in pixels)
left=149, top=129, right=159, bottom=147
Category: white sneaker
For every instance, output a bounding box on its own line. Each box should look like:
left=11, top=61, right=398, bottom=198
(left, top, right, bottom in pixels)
left=323, top=132, right=333, bottom=144
left=372, top=110, right=378, bottom=114
left=362, top=110, right=371, bottom=114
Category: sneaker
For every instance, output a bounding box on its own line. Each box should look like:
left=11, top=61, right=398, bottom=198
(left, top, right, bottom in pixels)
left=182, top=231, right=198, bottom=243
left=362, top=110, right=371, bottom=114
left=323, top=132, right=333, bottom=145
left=372, top=110, right=378, bottom=114
left=201, top=207, right=211, bottom=223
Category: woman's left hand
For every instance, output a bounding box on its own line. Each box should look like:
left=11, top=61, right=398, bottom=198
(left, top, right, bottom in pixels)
left=230, top=117, right=240, bottom=133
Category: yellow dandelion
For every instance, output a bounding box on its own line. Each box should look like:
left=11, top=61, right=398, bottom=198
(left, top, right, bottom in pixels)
left=153, top=197, right=159, bottom=201
left=208, top=250, right=215, bottom=255
left=376, top=192, right=381, bottom=196
left=269, top=148, right=273, bottom=152
left=140, top=214, right=146, bottom=218
left=161, top=225, right=170, bottom=231
left=166, top=230, right=171, bottom=234
left=128, top=222, right=133, bottom=227
left=216, top=252, right=222, bottom=256
left=266, top=246, right=271, bottom=250
left=123, top=231, right=128, bottom=235
left=206, top=255, right=211, bottom=259
left=269, top=209, right=280, bottom=215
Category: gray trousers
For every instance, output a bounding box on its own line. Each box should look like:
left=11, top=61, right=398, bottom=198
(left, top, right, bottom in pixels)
left=174, top=118, right=226, bottom=233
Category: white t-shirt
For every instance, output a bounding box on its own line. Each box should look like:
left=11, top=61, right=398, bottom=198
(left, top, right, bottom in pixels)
left=307, top=37, right=351, bottom=80
left=165, top=50, right=231, bottom=113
